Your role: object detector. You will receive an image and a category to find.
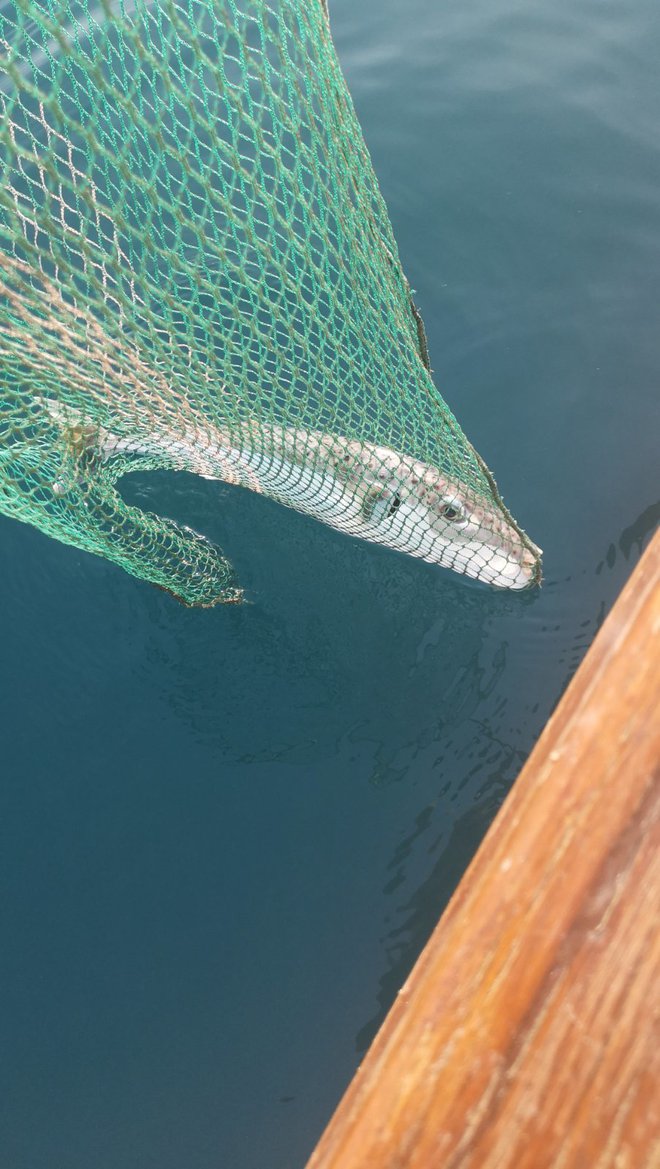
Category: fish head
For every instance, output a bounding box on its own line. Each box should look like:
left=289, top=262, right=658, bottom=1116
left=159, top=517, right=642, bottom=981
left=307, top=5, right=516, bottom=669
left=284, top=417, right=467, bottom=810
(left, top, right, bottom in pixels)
left=346, top=445, right=542, bottom=590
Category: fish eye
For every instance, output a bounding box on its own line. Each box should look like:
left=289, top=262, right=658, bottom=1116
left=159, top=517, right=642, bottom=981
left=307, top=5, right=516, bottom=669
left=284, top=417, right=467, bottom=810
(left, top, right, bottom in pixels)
left=439, top=497, right=468, bottom=527
left=387, top=492, right=401, bottom=518
left=441, top=504, right=459, bottom=520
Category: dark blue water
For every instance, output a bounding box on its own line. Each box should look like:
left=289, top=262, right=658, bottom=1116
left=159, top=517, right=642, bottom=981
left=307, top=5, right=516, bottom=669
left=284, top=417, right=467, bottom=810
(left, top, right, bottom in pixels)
left=1, top=1, right=658, bottom=1166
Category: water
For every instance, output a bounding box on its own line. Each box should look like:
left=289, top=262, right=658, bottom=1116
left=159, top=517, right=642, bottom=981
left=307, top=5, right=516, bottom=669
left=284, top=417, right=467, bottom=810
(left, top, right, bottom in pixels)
left=1, top=1, right=658, bottom=1166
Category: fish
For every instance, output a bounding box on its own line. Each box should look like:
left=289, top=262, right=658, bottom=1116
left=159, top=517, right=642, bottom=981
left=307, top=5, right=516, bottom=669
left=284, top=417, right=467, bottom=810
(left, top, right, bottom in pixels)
left=43, top=400, right=542, bottom=590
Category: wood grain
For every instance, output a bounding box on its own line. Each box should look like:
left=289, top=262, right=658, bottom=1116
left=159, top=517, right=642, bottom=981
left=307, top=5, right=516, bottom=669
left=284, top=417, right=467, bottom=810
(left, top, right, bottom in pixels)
left=307, top=530, right=660, bottom=1169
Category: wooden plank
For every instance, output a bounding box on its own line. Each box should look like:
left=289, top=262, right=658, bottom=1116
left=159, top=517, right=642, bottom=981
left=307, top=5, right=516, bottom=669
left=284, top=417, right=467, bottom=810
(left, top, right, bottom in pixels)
left=307, top=530, right=660, bottom=1169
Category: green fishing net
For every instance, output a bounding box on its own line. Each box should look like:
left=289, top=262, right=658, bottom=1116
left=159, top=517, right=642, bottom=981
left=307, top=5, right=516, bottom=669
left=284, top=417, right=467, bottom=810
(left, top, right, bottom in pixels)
left=0, top=0, right=541, bottom=604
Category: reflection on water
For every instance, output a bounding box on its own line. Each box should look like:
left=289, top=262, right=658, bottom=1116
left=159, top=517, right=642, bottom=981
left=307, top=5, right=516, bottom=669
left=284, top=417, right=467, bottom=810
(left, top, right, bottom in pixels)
left=597, top=501, right=660, bottom=576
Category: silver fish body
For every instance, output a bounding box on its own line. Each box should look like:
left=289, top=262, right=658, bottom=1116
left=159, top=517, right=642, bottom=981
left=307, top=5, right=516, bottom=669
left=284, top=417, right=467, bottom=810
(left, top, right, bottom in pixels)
left=44, top=401, right=541, bottom=590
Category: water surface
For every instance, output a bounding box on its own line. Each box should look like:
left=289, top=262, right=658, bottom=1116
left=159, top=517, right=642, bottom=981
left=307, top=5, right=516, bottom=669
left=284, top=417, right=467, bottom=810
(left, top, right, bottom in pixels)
left=1, top=1, right=658, bottom=1166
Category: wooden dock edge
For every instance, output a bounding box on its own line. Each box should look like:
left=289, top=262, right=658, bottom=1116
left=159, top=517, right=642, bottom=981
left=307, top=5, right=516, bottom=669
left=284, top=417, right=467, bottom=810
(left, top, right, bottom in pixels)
left=307, top=529, right=660, bottom=1169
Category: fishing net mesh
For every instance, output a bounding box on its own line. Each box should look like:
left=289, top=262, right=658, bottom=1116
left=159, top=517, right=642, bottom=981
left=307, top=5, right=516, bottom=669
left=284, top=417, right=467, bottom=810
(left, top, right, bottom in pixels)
left=0, top=0, right=539, bottom=604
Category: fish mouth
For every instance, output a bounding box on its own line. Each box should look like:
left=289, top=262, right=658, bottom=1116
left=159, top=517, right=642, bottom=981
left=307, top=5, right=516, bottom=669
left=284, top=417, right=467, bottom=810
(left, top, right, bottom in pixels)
left=468, top=538, right=542, bottom=590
